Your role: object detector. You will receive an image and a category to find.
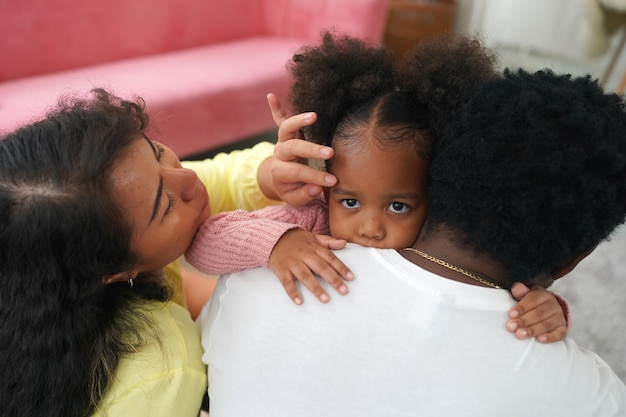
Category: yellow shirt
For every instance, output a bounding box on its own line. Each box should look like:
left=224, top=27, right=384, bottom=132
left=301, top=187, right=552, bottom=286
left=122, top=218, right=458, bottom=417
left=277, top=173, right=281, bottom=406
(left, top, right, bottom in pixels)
left=183, top=141, right=280, bottom=213
left=94, top=302, right=206, bottom=417
left=97, top=141, right=277, bottom=417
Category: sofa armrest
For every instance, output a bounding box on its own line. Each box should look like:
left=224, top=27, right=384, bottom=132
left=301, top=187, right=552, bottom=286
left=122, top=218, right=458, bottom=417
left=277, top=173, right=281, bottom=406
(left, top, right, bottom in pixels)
left=260, top=0, right=388, bottom=44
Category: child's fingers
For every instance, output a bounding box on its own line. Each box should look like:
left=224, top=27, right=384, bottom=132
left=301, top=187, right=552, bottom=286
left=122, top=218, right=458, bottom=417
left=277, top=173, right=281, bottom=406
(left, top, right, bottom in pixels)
left=508, top=286, right=553, bottom=319
left=270, top=139, right=337, bottom=207
left=510, top=281, right=530, bottom=301
left=509, top=321, right=568, bottom=343
left=274, top=136, right=333, bottom=163
left=311, top=246, right=354, bottom=282
left=288, top=263, right=331, bottom=303
left=277, top=113, right=317, bottom=143
left=535, top=326, right=568, bottom=344
left=508, top=284, right=569, bottom=343
left=314, top=234, right=348, bottom=251
left=267, top=93, right=288, bottom=127
left=510, top=296, right=553, bottom=323
left=274, top=270, right=305, bottom=305
left=506, top=311, right=567, bottom=340
left=305, top=257, right=351, bottom=296
left=510, top=299, right=563, bottom=329
left=271, top=156, right=336, bottom=189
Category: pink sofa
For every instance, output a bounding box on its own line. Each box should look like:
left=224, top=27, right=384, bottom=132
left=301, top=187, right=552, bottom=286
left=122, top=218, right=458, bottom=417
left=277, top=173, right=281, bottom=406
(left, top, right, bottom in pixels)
left=0, top=0, right=388, bottom=157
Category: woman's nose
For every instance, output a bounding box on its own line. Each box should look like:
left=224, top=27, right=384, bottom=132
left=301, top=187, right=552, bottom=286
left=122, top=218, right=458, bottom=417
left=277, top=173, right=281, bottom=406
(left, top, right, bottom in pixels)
left=166, top=167, right=199, bottom=201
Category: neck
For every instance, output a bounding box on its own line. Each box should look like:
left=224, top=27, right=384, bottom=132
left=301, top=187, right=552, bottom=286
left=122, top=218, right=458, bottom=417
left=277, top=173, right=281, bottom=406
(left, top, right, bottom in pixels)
left=404, top=230, right=513, bottom=290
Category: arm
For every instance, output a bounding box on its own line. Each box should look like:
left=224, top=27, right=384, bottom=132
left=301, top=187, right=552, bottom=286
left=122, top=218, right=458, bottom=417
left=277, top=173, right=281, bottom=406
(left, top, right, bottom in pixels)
left=185, top=200, right=331, bottom=274
left=184, top=200, right=352, bottom=304
left=184, top=207, right=310, bottom=275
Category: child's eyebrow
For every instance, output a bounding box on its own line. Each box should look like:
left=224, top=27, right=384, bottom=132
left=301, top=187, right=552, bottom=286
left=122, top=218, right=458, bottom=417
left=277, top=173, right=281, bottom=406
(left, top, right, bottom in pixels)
left=332, top=187, right=358, bottom=197
left=333, top=187, right=420, bottom=201
left=385, top=192, right=421, bottom=200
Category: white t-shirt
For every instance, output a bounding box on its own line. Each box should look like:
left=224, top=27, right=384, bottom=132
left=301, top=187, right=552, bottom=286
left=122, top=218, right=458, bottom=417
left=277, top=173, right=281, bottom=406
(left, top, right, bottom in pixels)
left=198, top=244, right=626, bottom=417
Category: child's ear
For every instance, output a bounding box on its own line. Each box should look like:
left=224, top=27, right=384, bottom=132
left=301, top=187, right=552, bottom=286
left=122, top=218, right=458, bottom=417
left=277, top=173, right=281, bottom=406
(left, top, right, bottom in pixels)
left=552, top=248, right=596, bottom=280
left=102, top=269, right=138, bottom=285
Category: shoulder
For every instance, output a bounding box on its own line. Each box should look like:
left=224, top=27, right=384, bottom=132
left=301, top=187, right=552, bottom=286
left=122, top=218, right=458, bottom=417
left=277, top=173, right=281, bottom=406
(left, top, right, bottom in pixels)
left=96, top=301, right=207, bottom=417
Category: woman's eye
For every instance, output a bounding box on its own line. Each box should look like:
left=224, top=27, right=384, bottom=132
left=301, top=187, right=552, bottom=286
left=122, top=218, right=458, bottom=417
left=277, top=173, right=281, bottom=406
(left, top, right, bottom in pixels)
left=164, top=193, right=175, bottom=215
left=389, top=202, right=409, bottom=214
left=154, top=142, right=165, bottom=161
left=340, top=199, right=360, bottom=209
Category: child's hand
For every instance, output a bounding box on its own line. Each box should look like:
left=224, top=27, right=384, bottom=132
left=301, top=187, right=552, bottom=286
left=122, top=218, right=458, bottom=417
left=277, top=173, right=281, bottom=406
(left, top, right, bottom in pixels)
left=506, top=282, right=569, bottom=343
left=268, top=229, right=354, bottom=305
left=266, top=93, right=337, bottom=207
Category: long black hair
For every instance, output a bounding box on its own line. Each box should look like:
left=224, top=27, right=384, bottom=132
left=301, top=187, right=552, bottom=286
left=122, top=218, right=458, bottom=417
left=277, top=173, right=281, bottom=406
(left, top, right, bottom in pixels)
left=0, top=89, right=169, bottom=416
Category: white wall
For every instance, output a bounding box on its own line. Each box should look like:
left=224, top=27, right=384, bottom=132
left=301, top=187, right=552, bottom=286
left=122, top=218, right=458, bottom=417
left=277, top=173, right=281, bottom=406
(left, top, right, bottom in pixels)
left=455, top=0, right=625, bottom=92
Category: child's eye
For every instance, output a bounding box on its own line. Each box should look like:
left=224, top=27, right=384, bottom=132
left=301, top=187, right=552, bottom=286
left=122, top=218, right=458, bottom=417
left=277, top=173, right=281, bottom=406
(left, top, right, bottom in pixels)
left=340, top=199, right=360, bottom=209
left=388, top=202, right=409, bottom=214
left=164, top=193, right=175, bottom=215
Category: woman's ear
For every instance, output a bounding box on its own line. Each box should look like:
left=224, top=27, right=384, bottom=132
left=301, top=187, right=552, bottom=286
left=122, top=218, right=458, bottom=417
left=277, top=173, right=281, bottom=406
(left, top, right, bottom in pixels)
left=102, top=269, right=138, bottom=285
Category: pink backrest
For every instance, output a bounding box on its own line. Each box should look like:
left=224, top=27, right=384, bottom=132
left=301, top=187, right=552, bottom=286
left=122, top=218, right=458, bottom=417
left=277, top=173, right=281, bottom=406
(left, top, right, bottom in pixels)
left=0, top=0, right=387, bottom=82
left=259, top=0, right=388, bottom=44
left=0, top=0, right=254, bottom=81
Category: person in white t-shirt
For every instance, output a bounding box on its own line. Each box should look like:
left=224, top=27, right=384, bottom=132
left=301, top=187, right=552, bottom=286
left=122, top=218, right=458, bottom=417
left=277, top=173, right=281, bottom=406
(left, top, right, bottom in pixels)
left=198, top=39, right=626, bottom=416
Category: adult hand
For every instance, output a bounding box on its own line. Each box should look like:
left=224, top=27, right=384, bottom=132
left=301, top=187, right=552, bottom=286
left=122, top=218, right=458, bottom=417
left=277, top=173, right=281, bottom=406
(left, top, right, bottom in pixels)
left=266, top=93, right=337, bottom=207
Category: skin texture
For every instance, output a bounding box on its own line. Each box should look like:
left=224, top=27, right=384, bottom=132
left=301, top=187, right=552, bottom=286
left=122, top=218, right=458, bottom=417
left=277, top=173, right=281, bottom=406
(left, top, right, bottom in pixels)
left=110, top=137, right=211, bottom=280
left=327, top=139, right=428, bottom=249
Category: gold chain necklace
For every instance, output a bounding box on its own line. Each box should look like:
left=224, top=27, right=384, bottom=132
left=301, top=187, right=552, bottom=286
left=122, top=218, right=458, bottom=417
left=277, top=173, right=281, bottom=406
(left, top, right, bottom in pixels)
left=400, top=248, right=503, bottom=289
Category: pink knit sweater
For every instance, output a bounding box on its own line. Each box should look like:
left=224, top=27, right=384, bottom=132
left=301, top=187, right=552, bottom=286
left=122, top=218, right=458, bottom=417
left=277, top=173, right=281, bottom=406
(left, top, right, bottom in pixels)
left=184, top=198, right=329, bottom=275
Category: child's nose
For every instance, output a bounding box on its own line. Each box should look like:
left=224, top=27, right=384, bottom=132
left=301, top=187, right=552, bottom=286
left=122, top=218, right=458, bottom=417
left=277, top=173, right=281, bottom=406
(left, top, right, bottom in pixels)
left=359, top=214, right=384, bottom=239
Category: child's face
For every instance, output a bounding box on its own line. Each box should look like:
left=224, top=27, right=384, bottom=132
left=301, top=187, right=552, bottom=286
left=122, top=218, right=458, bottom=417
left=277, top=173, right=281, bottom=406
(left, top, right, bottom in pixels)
left=326, top=139, right=429, bottom=249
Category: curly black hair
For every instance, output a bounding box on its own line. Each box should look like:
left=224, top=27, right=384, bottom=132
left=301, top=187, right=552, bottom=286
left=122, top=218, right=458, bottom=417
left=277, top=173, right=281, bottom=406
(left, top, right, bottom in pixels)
left=398, top=34, right=502, bottom=138
left=0, top=89, right=169, bottom=417
left=425, top=69, right=626, bottom=284
left=287, top=32, right=500, bottom=166
left=288, top=31, right=394, bottom=145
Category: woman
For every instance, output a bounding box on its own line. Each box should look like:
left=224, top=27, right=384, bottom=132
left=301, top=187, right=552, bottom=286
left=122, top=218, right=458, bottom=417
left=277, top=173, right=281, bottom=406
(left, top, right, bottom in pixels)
left=0, top=89, right=334, bottom=417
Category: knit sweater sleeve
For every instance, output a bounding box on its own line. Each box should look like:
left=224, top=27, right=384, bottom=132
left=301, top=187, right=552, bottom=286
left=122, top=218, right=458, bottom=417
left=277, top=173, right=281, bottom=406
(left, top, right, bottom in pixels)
left=184, top=199, right=329, bottom=275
